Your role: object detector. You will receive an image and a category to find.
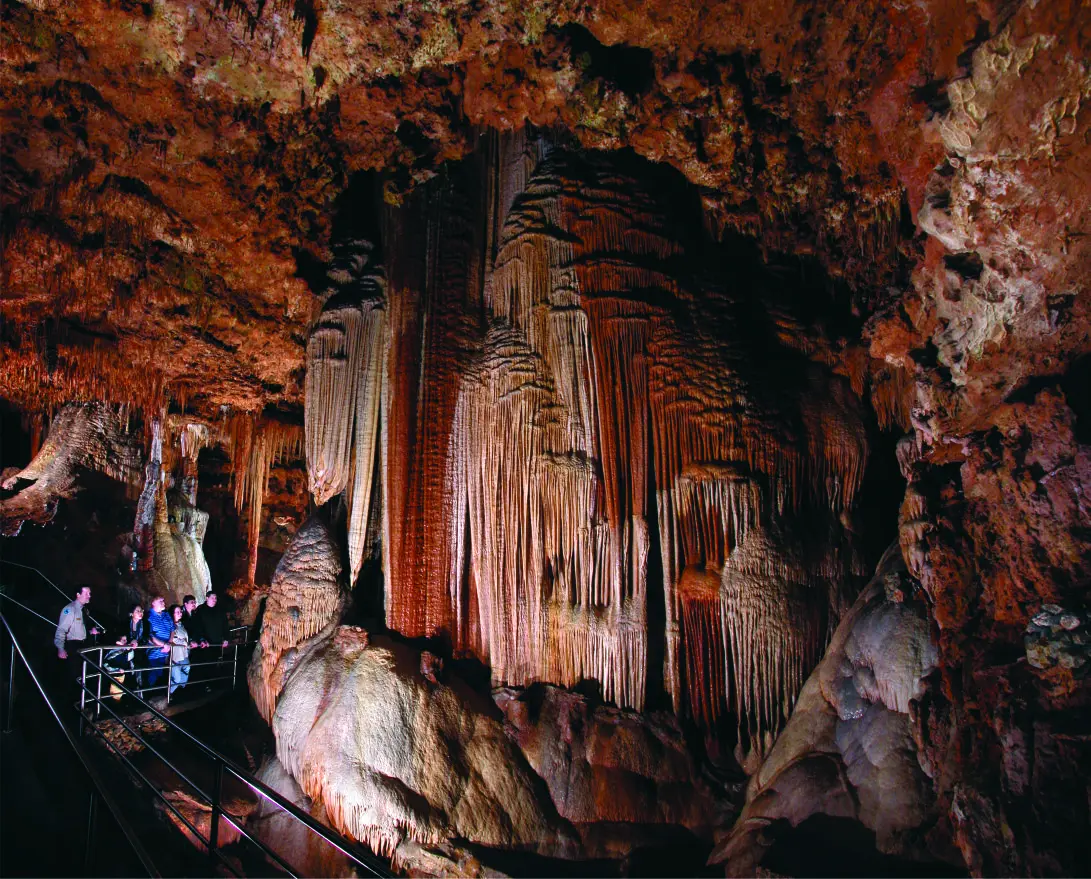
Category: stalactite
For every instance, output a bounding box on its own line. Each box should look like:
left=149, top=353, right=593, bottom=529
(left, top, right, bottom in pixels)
left=0, top=332, right=167, bottom=415
left=346, top=306, right=385, bottom=587
left=178, top=422, right=210, bottom=505
left=676, top=523, right=827, bottom=756
left=871, top=364, right=913, bottom=431
left=382, top=164, right=486, bottom=639
left=305, top=237, right=386, bottom=507
left=226, top=413, right=304, bottom=583
left=442, top=145, right=871, bottom=717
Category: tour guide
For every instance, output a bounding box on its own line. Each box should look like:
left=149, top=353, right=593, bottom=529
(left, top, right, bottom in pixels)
left=55, top=585, right=101, bottom=681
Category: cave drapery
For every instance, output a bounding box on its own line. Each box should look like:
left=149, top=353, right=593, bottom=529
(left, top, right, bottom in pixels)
left=297, top=136, right=872, bottom=758
left=2, top=0, right=1089, bottom=873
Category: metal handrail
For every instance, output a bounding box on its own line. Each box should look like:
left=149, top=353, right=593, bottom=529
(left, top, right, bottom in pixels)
left=0, top=559, right=109, bottom=632
left=0, top=590, right=60, bottom=627
left=3, top=563, right=389, bottom=877
left=0, top=611, right=159, bottom=877
left=75, top=649, right=393, bottom=878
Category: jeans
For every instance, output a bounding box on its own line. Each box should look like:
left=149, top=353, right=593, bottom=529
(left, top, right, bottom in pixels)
left=169, top=661, right=190, bottom=695
left=146, top=655, right=169, bottom=690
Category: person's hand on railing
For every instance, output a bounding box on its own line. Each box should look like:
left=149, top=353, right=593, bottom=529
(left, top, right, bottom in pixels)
left=200, top=639, right=209, bottom=648
left=90, top=627, right=101, bottom=636
left=221, top=640, right=229, bottom=649
left=189, top=641, right=199, bottom=649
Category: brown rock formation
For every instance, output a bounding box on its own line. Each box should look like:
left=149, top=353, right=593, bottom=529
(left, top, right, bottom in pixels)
left=3, top=0, right=1090, bottom=872
left=1, top=402, right=142, bottom=535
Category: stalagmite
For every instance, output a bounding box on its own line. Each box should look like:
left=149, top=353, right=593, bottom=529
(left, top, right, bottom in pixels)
left=248, top=513, right=347, bottom=723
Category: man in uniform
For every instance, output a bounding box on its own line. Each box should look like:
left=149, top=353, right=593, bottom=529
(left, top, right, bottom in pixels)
left=55, top=585, right=101, bottom=686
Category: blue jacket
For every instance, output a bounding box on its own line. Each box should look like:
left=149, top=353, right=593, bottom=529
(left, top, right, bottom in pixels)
left=147, top=609, right=173, bottom=660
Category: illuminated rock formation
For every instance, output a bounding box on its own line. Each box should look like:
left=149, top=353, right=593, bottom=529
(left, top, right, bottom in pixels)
left=0, top=402, right=142, bottom=536
left=495, top=684, right=727, bottom=858
left=711, top=544, right=948, bottom=875
left=304, top=238, right=386, bottom=586
left=285, top=141, right=870, bottom=758
left=441, top=145, right=868, bottom=749
left=249, top=512, right=347, bottom=723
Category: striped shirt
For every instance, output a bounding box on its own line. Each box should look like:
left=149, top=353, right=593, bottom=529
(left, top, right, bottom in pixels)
left=147, top=609, right=173, bottom=659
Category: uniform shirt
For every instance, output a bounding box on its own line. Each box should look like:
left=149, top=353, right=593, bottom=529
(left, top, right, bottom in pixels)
left=54, top=600, right=88, bottom=650
left=147, top=608, right=174, bottom=660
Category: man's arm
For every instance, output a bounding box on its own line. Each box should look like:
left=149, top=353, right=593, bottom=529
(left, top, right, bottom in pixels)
left=55, top=607, right=73, bottom=654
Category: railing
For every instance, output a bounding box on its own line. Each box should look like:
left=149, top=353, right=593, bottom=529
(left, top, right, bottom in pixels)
left=75, top=649, right=393, bottom=878
left=0, top=559, right=109, bottom=632
left=1, top=610, right=160, bottom=876
left=0, top=561, right=392, bottom=878
left=79, top=641, right=243, bottom=712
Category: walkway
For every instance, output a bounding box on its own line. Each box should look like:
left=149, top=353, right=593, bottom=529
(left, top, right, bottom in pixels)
left=1, top=561, right=392, bottom=878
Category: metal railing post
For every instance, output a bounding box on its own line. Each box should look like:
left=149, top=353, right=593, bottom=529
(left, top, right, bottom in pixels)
left=95, top=647, right=103, bottom=719
left=84, top=789, right=98, bottom=872
left=208, top=759, right=224, bottom=859
left=80, top=655, right=88, bottom=729
left=166, top=644, right=173, bottom=705
left=231, top=643, right=239, bottom=691
left=4, top=636, right=14, bottom=734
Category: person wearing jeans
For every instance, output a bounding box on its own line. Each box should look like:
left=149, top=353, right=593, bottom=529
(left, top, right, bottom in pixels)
left=145, top=596, right=172, bottom=691
left=168, top=604, right=196, bottom=695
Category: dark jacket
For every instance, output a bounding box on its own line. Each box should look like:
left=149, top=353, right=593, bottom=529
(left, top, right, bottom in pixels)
left=183, top=609, right=202, bottom=642
left=194, top=603, right=229, bottom=644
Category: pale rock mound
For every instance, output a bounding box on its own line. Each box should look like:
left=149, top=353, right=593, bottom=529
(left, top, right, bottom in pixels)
left=248, top=512, right=347, bottom=722
left=710, top=543, right=950, bottom=875
left=270, top=627, right=579, bottom=861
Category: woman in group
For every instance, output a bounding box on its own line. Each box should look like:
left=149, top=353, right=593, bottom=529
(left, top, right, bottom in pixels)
left=105, top=603, right=145, bottom=697
left=168, top=603, right=197, bottom=696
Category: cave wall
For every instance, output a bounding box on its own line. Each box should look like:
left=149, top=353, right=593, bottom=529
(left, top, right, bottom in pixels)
left=3, top=0, right=1090, bottom=873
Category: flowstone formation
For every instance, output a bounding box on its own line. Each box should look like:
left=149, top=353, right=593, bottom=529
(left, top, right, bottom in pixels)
left=4, top=0, right=1091, bottom=873
left=298, top=139, right=871, bottom=768
left=712, top=544, right=950, bottom=875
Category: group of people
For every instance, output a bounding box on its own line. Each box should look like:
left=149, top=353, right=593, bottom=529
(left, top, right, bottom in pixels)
left=55, top=586, right=232, bottom=700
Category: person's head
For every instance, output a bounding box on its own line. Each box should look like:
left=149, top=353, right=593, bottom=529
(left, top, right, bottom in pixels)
left=205, top=592, right=218, bottom=608
left=130, top=604, right=144, bottom=622
left=75, top=586, right=91, bottom=605
left=151, top=596, right=166, bottom=613
left=170, top=604, right=183, bottom=623
left=183, top=595, right=197, bottom=614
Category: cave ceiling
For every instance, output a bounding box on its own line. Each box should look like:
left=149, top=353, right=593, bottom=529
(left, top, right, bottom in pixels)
left=1, top=0, right=1034, bottom=420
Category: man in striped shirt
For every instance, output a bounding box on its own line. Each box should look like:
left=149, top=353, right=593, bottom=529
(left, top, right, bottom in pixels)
left=145, top=596, right=173, bottom=691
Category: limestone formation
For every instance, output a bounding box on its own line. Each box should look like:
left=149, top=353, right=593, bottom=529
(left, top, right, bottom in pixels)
left=711, top=544, right=950, bottom=875
left=271, top=628, right=578, bottom=861
left=248, top=513, right=348, bottom=723
left=0, top=403, right=142, bottom=536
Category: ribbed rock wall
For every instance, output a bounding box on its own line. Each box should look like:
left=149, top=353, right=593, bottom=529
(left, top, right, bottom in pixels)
left=297, top=137, right=873, bottom=760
